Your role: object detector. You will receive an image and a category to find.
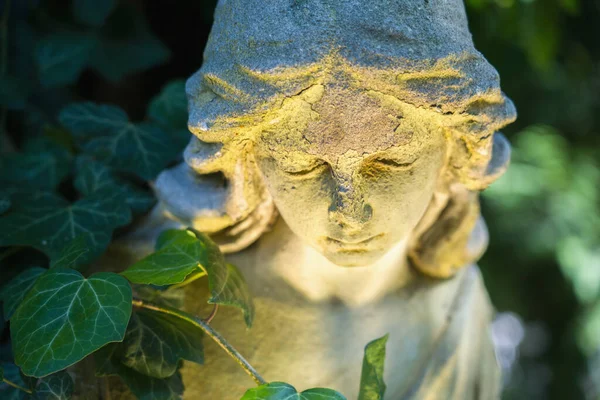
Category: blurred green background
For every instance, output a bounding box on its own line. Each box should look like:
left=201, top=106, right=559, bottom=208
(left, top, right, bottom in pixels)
left=467, top=1, right=600, bottom=399
left=1, top=0, right=599, bottom=399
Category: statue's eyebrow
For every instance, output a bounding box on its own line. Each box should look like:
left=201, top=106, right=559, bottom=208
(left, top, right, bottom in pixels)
left=202, top=73, right=252, bottom=103
left=237, top=63, right=321, bottom=82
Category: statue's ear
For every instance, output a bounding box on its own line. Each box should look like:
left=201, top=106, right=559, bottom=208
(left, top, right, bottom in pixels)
left=408, top=189, right=483, bottom=278
left=450, top=132, right=511, bottom=191
left=155, top=136, right=277, bottom=253
left=409, top=132, right=509, bottom=278
left=482, top=132, right=511, bottom=185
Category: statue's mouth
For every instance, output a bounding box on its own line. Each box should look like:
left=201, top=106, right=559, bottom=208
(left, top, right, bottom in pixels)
left=322, top=233, right=385, bottom=250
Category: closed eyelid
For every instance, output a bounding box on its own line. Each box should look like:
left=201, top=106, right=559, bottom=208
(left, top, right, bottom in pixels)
left=373, top=158, right=416, bottom=167
left=366, top=156, right=417, bottom=170
left=275, top=159, right=328, bottom=176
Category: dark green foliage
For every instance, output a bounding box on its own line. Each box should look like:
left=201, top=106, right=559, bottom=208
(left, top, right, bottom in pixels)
left=147, top=80, right=190, bottom=149
left=59, top=103, right=178, bottom=180
left=11, top=269, right=132, bottom=377
left=89, top=6, right=170, bottom=83
left=74, top=157, right=156, bottom=215
left=35, top=371, right=74, bottom=400
left=34, top=33, right=97, bottom=88
left=0, top=189, right=66, bottom=212
left=58, top=103, right=128, bottom=141
left=0, top=192, right=132, bottom=264
left=0, top=1, right=217, bottom=398
left=147, top=80, right=188, bottom=130
left=95, top=344, right=185, bottom=400
left=0, top=150, right=71, bottom=190
left=121, top=309, right=204, bottom=378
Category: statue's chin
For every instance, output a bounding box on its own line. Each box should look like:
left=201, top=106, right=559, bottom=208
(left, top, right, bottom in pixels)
left=321, top=248, right=389, bottom=267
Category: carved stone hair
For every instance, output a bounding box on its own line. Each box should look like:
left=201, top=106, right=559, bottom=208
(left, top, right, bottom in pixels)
left=155, top=0, right=516, bottom=277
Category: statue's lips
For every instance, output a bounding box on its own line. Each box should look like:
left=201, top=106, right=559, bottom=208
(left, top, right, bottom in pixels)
left=322, top=233, right=385, bottom=251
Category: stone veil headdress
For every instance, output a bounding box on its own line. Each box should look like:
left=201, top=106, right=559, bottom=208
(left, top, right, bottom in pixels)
left=155, top=0, right=516, bottom=277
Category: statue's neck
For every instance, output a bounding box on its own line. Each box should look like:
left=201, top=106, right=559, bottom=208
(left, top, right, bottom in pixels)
left=255, top=218, right=414, bottom=306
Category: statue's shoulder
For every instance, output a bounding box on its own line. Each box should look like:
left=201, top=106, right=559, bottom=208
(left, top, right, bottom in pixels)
left=389, top=266, right=500, bottom=399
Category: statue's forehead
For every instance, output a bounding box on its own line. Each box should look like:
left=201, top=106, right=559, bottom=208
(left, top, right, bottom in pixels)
left=258, top=84, right=444, bottom=163
left=303, top=85, right=411, bottom=156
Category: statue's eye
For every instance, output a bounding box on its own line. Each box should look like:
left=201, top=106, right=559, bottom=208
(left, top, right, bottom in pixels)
left=280, top=160, right=327, bottom=176
left=372, top=158, right=415, bottom=170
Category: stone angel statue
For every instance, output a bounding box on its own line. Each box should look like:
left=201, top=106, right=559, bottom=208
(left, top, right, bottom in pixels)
left=112, top=0, right=517, bottom=398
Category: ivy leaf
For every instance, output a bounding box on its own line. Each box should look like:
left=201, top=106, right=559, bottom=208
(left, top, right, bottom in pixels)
left=120, top=308, right=204, bottom=378
left=48, top=235, right=92, bottom=271
left=147, top=80, right=188, bottom=129
left=217, top=263, right=255, bottom=328
left=0, top=363, right=29, bottom=400
left=96, top=344, right=184, bottom=400
left=147, top=80, right=190, bottom=150
left=241, top=382, right=347, bottom=400
left=0, top=188, right=66, bottom=211
left=74, top=157, right=115, bottom=194
left=74, top=157, right=155, bottom=214
left=11, top=269, right=133, bottom=377
left=59, top=102, right=178, bottom=180
left=82, top=122, right=175, bottom=181
left=121, top=229, right=206, bottom=286
left=0, top=192, right=132, bottom=263
left=0, top=266, right=46, bottom=320
left=115, top=369, right=183, bottom=400
left=35, top=371, right=74, bottom=400
left=90, top=7, right=170, bottom=82
left=122, top=229, right=255, bottom=327
left=0, top=151, right=71, bottom=190
left=35, top=33, right=97, bottom=88
left=358, top=335, right=389, bottom=400
left=58, top=102, right=128, bottom=143
left=72, top=0, right=117, bottom=27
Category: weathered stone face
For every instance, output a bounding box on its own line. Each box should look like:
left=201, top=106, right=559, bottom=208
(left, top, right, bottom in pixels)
left=254, top=83, right=447, bottom=266
left=157, top=0, right=516, bottom=275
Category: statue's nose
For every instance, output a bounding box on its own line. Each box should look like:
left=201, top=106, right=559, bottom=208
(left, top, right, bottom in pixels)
left=327, top=178, right=373, bottom=229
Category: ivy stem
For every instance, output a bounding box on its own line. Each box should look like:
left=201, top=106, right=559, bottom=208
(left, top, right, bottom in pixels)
left=2, top=378, right=33, bottom=394
left=204, top=304, right=219, bottom=324
left=131, top=298, right=266, bottom=386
